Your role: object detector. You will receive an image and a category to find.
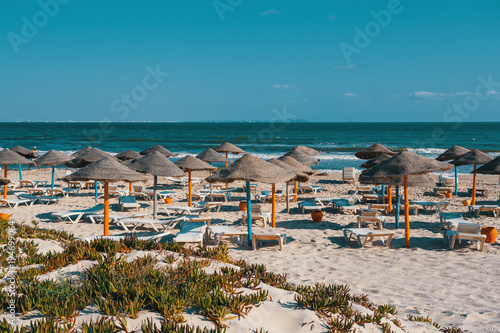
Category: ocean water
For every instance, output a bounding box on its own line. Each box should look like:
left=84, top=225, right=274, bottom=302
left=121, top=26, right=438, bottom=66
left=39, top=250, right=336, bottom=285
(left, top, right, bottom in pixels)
left=1, top=122, right=499, bottom=174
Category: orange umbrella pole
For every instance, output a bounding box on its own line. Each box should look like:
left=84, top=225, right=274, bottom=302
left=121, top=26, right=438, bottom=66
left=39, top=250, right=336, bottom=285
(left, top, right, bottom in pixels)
left=3, top=164, right=7, bottom=199
left=188, top=169, right=192, bottom=207
left=225, top=152, right=229, bottom=190
left=271, top=184, right=276, bottom=228
left=104, top=182, right=109, bottom=236
left=294, top=181, right=298, bottom=202
left=404, top=175, right=410, bottom=247
left=387, top=186, right=392, bottom=214
left=472, top=164, right=477, bottom=205
left=129, top=182, right=133, bottom=194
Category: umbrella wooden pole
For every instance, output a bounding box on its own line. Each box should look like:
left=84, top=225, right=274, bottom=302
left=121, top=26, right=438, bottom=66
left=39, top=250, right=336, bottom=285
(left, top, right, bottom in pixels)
left=129, top=182, right=133, bottom=194
left=3, top=165, right=7, bottom=199
left=404, top=175, right=410, bottom=247
left=188, top=169, right=192, bottom=207
left=387, top=186, right=392, bottom=214
left=294, top=181, right=298, bottom=202
left=104, top=181, right=109, bottom=236
left=246, top=181, right=252, bottom=245
left=272, top=184, right=276, bottom=228
left=395, top=186, right=400, bottom=228
left=454, top=166, right=458, bottom=196
left=18, top=164, right=22, bottom=181
left=286, top=182, right=290, bottom=213
left=51, top=166, right=55, bottom=189
left=472, top=164, right=477, bottom=205
left=225, top=152, right=229, bottom=190
left=153, top=176, right=158, bottom=219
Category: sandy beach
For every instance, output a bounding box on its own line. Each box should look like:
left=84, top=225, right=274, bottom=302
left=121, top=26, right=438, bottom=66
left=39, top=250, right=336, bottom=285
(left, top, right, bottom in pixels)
left=1, top=167, right=499, bottom=332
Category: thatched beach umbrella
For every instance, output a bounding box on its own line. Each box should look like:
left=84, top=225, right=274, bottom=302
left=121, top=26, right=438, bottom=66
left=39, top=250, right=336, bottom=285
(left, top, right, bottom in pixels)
left=436, top=146, right=470, bottom=195
left=34, top=150, right=72, bottom=189
left=196, top=148, right=230, bottom=164
left=0, top=149, right=34, bottom=199
left=140, top=145, right=178, bottom=158
left=295, top=145, right=321, bottom=156
left=361, top=151, right=452, bottom=247
left=64, top=156, right=145, bottom=236
left=72, top=146, right=93, bottom=158
left=284, top=148, right=319, bottom=166
left=360, top=153, right=391, bottom=169
left=473, top=156, right=500, bottom=175
left=268, top=158, right=309, bottom=214
left=0, top=177, right=10, bottom=186
left=116, top=150, right=141, bottom=161
left=207, top=154, right=295, bottom=239
left=174, top=155, right=216, bottom=207
left=128, top=152, right=185, bottom=219
left=355, top=143, right=396, bottom=160
left=214, top=142, right=245, bottom=189
left=278, top=154, right=315, bottom=201
left=10, top=145, right=38, bottom=179
left=451, top=149, right=493, bottom=205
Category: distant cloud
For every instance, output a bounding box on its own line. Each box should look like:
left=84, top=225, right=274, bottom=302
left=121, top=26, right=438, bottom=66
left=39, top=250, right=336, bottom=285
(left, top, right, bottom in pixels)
left=411, top=91, right=449, bottom=100
left=342, top=93, right=356, bottom=97
left=272, top=84, right=298, bottom=90
left=260, top=9, right=281, bottom=16
left=334, top=64, right=356, bottom=70
left=327, top=15, right=337, bottom=20
left=455, top=91, right=474, bottom=96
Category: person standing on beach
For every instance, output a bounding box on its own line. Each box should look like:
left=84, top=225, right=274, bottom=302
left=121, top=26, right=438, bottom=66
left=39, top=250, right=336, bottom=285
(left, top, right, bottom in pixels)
left=27, top=146, right=40, bottom=170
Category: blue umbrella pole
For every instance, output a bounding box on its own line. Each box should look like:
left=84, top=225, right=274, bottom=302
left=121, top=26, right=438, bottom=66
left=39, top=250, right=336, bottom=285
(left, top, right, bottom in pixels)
left=454, top=166, right=458, bottom=196
left=395, top=185, right=400, bottom=229
left=18, top=164, right=22, bottom=181
left=95, top=181, right=98, bottom=202
left=51, top=166, right=55, bottom=189
left=246, top=180, right=252, bottom=246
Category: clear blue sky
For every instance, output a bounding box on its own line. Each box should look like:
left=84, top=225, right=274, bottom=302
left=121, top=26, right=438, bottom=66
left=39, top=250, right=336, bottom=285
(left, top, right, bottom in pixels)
left=1, top=0, right=499, bottom=122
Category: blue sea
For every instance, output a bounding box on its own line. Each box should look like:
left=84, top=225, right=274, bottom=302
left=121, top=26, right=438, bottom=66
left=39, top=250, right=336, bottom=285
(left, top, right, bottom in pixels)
left=1, top=122, right=499, bottom=174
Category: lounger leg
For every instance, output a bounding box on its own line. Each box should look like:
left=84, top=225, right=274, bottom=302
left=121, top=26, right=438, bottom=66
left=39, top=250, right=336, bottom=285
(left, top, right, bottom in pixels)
left=279, top=237, right=283, bottom=251
left=385, top=234, right=393, bottom=247
left=479, top=238, right=485, bottom=252
left=356, top=235, right=363, bottom=247
left=449, top=235, right=457, bottom=250
left=343, top=229, right=349, bottom=242
left=252, top=237, right=257, bottom=250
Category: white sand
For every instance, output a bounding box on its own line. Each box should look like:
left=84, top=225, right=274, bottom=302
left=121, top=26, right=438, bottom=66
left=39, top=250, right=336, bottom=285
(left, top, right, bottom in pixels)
left=2, top=168, right=499, bottom=332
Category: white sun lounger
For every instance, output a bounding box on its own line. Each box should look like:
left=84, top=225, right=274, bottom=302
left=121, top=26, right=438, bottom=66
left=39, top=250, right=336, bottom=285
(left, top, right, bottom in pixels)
left=119, top=216, right=187, bottom=232
left=410, top=201, right=450, bottom=214
left=447, top=223, right=486, bottom=251
left=119, top=196, right=141, bottom=211
left=252, top=232, right=286, bottom=251
left=0, top=198, right=35, bottom=209
left=51, top=204, right=105, bottom=223
left=298, top=200, right=322, bottom=214
left=173, top=221, right=207, bottom=246
left=87, top=213, right=147, bottom=225
left=81, top=232, right=172, bottom=243
left=298, top=185, right=323, bottom=194
left=162, top=205, right=204, bottom=216
left=343, top=228, right=395, bottom=247
left=17, top=193, right=61, bottom=205
left=206, top=226, right=247, bottom=245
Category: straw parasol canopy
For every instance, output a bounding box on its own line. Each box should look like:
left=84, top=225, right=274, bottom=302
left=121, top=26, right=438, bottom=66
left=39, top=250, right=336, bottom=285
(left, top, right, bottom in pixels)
left=284, top=148, right=319, bottom=166
left=473, top=156, right=500, bottom=174
left=66, top=147, right=113, bottom=168
left=362, top=151, right=452, bottom=180
left=140, top=145, right=178, bottom=158
left=0, top=177, right=10, bottom=186
left=294, top=145, right=321, bottom=156
left=436, top=146, right=470, bottom=161
left=450, top=149, right=493, bottom=166
left=0, top=149, right=35, bottom=165
left=207, top=154, right=295, bottom=184
left=11, top=145, right=38, bottom=159
left=175, top=155, right=217, bottom=172
left=214, top=142, right=245, bottom=154
left=278, top=155, right=315, bottom=175
left=128, top=152, right=185, bottom=218
left=72, top=146, right=93, bottom=157
left=360, top=153, right=391, bottom=169
left=355, top=143, right=396, bottom=160
left=267, top=158, right=309, bottom=182
left=116, top=149, right=141, bottom=161
left=34, top=150, right=72, bottom=166
left=64, top=156, right=145, bottom=183
left=196, top=148, right=230, bottom=163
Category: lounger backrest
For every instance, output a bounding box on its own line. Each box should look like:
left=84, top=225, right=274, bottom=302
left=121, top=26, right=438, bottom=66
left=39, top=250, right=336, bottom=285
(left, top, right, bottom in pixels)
left=347, top=191, right=360, bottom=205
left=119, top=196, right=136, bottom=204
left=133, top=185, right=143, bottom=192
left=457, top=223, right=481, bottom=234
left=343, top=167, right=355, bottom=178
left=251, top=203, right=263, bottom=215
left=108, top=185, right=118, bottom=191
